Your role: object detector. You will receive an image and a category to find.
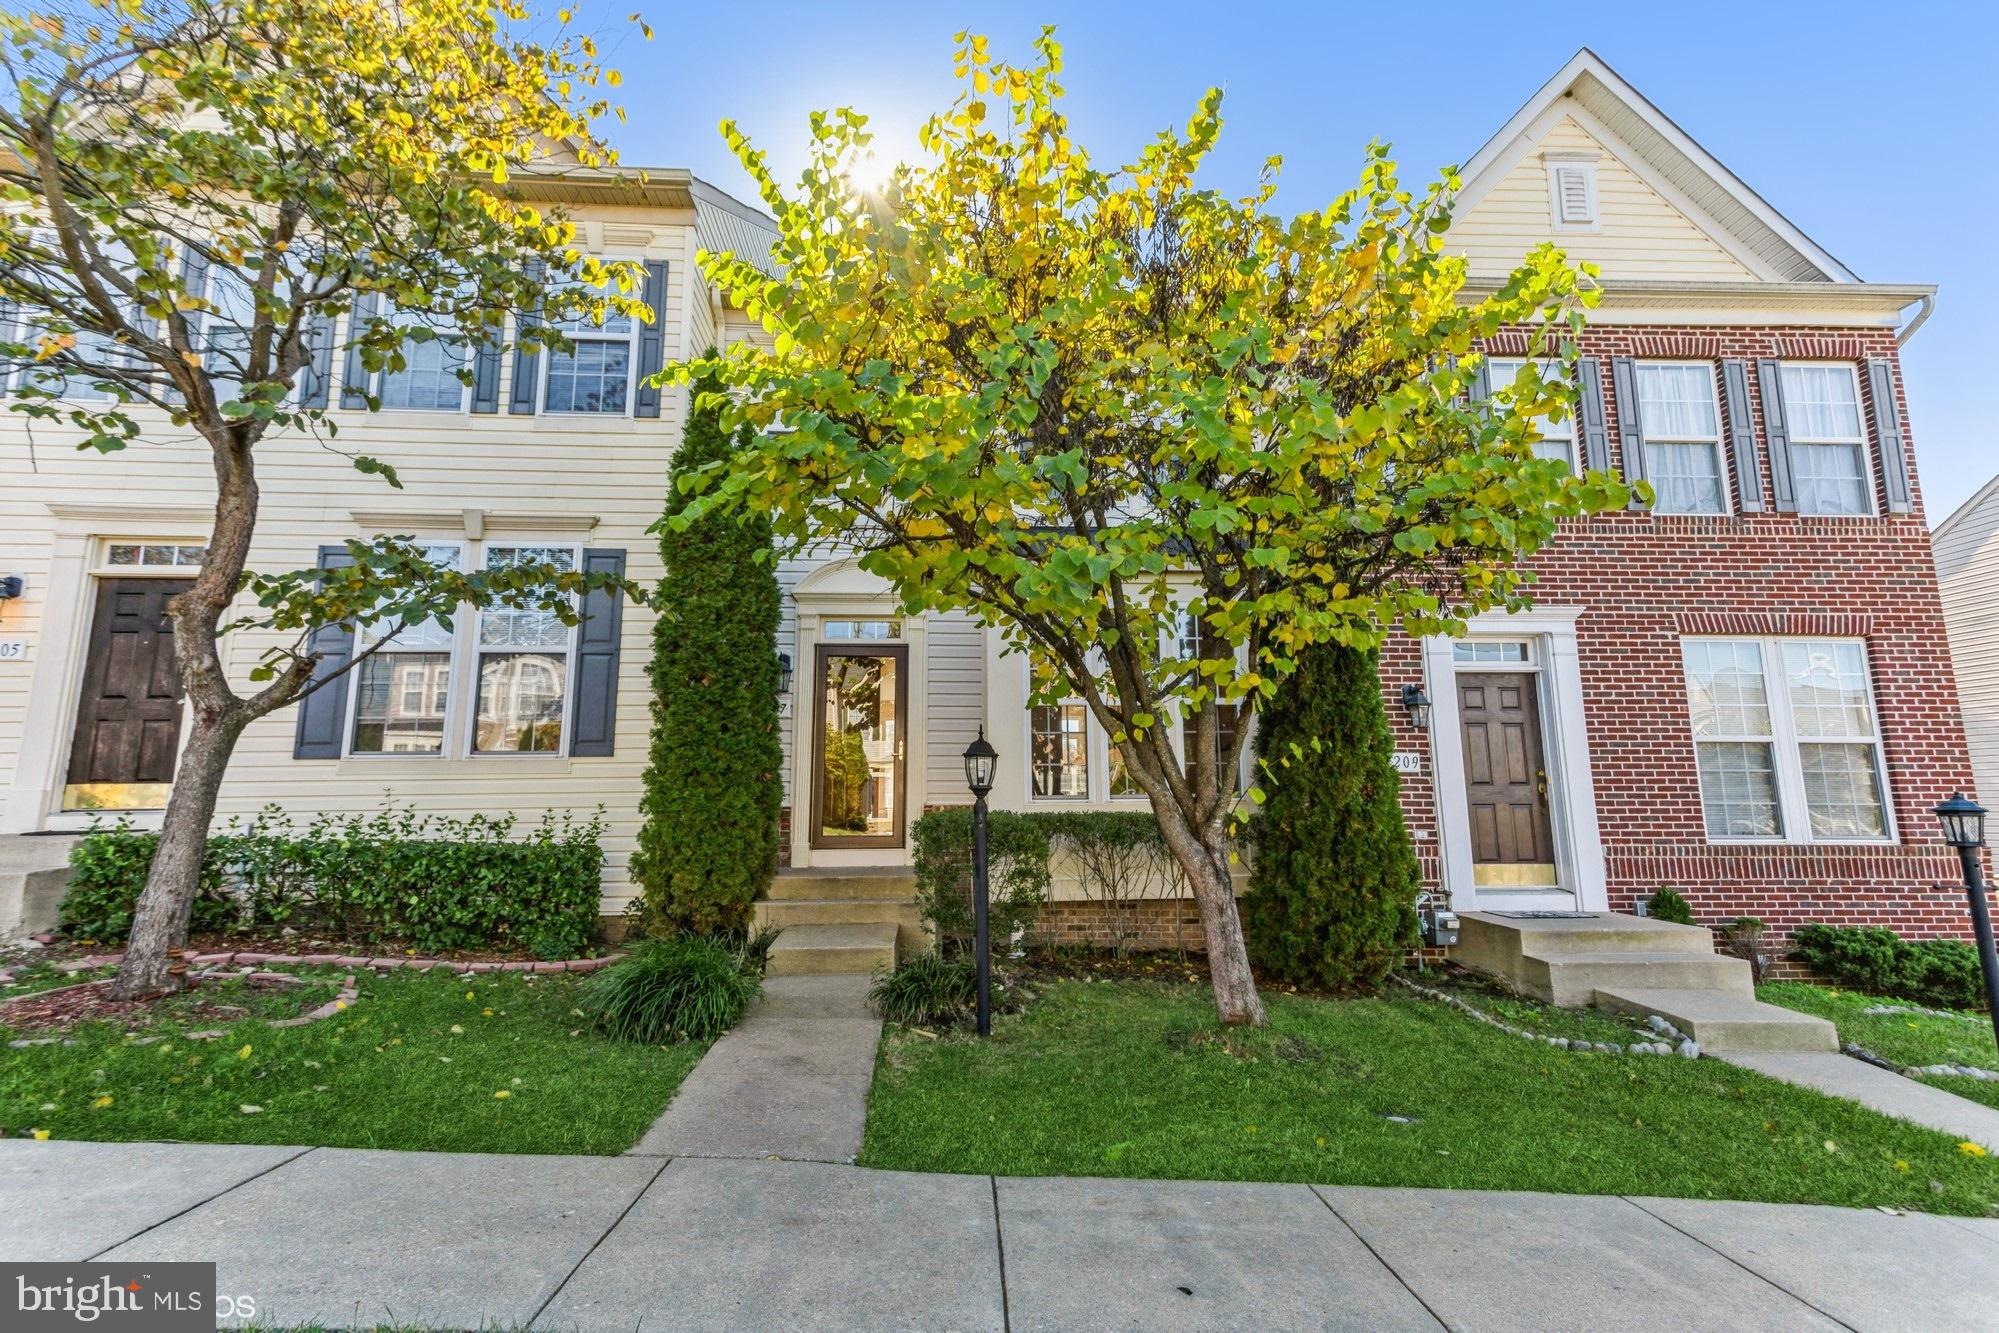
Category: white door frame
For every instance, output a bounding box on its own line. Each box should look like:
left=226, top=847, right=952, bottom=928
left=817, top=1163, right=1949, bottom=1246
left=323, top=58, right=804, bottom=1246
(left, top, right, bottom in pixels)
left=787, top=560, right=927, bottom=868
left=1423, top=607, right=1608, bottom=914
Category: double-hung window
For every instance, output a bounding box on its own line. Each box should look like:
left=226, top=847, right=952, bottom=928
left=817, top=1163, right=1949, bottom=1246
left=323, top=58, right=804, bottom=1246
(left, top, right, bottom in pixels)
left=1030, top=702, right=1091, bottom=799
left=1636, top=363, right=1727, bottom=514
left=350, top=543, right=461, bottom=755
left=474, top=545, right=578, bottom=753
left=1779, top=364, right=1873, bottom=515
left=542, top=284, right=636, bottom=414
left=1681, top=636, right=1890, bottom=842
left=376, top=306, right=470, bottom=412
left=1485, top=357, right=1576, bottom=471
left=198, top=265, right=258, bottom=408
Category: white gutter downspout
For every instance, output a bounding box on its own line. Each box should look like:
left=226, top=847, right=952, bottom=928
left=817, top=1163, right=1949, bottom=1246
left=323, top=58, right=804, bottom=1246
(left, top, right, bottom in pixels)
left=1897, top=291, right=1936, bottom=347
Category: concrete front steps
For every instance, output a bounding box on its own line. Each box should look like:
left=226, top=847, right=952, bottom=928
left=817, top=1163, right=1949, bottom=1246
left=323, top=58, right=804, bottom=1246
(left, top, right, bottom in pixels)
left=757, top=869, right=921, bottom=977
left=0, top=834, right=78, bottom=941
left=1450, top=911, right=1835, bottom=1055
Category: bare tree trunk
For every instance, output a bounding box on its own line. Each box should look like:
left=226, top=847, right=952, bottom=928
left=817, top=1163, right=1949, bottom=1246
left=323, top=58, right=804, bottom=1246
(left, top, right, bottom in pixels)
left=109, top=704, right=248, bottom=997
left=1150, top=796, right=1266, bottom=1026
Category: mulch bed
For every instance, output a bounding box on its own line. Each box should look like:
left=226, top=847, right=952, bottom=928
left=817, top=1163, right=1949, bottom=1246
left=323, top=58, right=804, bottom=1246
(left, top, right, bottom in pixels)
left=35, top=930, right=548, bottom=966
left=1, top=976, right=286, bottom=1036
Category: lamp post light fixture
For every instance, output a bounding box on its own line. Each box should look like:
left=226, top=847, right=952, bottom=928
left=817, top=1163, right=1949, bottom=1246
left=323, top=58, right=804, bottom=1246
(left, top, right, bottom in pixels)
left=962, top=727, right=999, bottom=1037
left=1400, top=684, right=1433, bottom=731
left=1934, top=792, right=1999, bottom=1054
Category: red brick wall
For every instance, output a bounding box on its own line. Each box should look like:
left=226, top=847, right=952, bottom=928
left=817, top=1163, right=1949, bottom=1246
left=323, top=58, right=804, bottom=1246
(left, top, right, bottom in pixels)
left=1371, top=324, right=1978, bottom=958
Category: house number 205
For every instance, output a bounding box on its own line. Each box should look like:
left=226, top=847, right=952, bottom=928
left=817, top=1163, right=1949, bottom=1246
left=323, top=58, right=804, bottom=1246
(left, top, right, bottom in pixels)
left=0, top=640, right=28, bottom=661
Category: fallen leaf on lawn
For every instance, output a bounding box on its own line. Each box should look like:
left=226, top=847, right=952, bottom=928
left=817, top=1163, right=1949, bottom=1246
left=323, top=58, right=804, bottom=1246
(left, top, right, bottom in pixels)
left=1959, top=1142, right=1989, bottom=1158
left=449, top=1025, right=465, bottom=1035
left=465, top=991, right=476, bottom=1001
left=493, top=1090, right=511, bottom=1099
left=1824, top=1141, right=1838, bottom=1153
left=240, top=1105, right=262, bottom=1115
left=439, top=1056, right=452, bottom=1063
left=32, top=1129, right=50, bottom=1141
left=91, top=1095, right=113, bottom=1109
left=236, top=1044, right=253, bottom=1061
left=1894, top=1160, right=1911, bottom=1172
left=39, top=1103, right=55, bottom=1112
left=481, top=1008, right=494, bottom=1017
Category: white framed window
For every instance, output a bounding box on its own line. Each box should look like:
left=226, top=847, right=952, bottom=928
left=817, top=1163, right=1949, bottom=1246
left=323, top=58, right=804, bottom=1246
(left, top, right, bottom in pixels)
left=1485, top=358, right=1576, bottom=470
left=1779, top=363, right=1875, bottom=516
left=102, top=542, right=207, bottom=570
left=1546, top=157, right=1600, bottom=230
left=1636, top=363, right=1728, bottom=515
left=1030, top=701, right=1090, bottom=799
left=1453, top=639, right=1534, bottom=666
left=1680, top=636, right=1891, bottom=844
left=541, top=281, right=637, bottom=415
left=347, top=542, right=461, bottom=757
left=472, top=544, right=579, bottom=754
left=376, top=306, right=471, bottom=412
left=339, top=539, right=582, bottom=760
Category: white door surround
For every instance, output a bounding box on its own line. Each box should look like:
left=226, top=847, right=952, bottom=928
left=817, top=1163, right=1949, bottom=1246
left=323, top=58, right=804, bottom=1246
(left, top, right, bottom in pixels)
left=787, top=558, right=927, bottom=869
left=1422, top=607, right=1608, bottom=914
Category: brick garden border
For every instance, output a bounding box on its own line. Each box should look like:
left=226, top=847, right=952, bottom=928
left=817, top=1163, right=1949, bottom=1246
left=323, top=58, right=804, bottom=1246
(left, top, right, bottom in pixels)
left=55, top=949, right=624, bottom=976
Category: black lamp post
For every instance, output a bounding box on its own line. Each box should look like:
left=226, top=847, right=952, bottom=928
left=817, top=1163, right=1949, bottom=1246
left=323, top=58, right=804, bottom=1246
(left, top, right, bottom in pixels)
left=1934, top=792, right=1999, bottom=1053
left=962, top=728, right=999, bottom=1037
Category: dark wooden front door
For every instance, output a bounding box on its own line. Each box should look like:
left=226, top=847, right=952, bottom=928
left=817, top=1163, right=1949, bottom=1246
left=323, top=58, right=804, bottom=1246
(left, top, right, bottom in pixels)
left=64, top=578, right=191, bottom=810
left=1458, top=672, right=1557, bottom=887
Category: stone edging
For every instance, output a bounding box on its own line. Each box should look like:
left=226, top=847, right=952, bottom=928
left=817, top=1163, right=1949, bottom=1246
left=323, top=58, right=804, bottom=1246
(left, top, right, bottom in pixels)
left=5, top=968, right=362, bottom=1049
left=56, top=949, right=623, bottom=975
left=1394, top=974, right=1700, bottom=1058
left=1840, top=1039, right=1999, bottom=1084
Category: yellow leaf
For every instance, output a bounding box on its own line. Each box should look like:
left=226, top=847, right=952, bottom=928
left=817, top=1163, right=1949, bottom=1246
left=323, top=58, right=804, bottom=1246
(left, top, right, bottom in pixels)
left=91, top=1095, right=114, bottom=1109
left=494, top=1089, right=512, bottom=1099
left=32, top=1129, right=50, bottom=1141
left=237, top=1044, right=253, bottom=1061
left=1958, top=1141, right=1989, bottom=1158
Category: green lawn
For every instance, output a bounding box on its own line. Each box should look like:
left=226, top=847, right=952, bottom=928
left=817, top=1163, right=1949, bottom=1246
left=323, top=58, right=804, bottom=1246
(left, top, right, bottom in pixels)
left=1760, top=982, right=1999, bottom=1111
left=862, top=978, right=1999, bottom=1215
left=2, top=968, right=704, bottom=1154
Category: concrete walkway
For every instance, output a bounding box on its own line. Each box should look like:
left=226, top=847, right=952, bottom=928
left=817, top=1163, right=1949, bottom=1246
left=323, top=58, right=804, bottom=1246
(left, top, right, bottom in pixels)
left=1721, top=1051, right=1999, bottom=1153
left=5, top=1139, right=1998, bottom=1330
left=627, top=973, right=882, bottom=1163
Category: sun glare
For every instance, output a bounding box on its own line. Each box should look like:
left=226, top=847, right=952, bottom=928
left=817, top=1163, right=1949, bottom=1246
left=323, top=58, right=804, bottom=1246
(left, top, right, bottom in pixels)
left=842, top=150, right=895, bottom=195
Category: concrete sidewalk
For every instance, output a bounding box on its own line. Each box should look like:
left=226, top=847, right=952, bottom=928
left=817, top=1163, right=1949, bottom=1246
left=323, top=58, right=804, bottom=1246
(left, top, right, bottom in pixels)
left=5, top=1140, right=1997, bottom=1331
left=1721, top=1051, right=1999, bottom=1153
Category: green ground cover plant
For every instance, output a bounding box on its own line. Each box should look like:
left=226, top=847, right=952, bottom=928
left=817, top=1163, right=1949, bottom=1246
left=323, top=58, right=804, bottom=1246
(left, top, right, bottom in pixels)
left=861, top=978, right=1999, bottom=1215
left=582, top=935, right=762, bottom=1043
left=2, top=969, right=703, bottom=1153
left=1791, top=924, right=1986, bottom=1011
left=1762, top=982, right=1999, bottom=1111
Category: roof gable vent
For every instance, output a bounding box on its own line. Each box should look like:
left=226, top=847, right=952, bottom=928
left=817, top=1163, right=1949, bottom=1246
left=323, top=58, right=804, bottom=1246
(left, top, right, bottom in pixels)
left=1546, top=155, right=1600, bottom=230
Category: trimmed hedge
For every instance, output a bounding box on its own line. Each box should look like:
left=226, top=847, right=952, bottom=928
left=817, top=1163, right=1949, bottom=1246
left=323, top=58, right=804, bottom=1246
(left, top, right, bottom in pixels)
left=59, top=804, right=605, bottom=959
left=911, top=807, right=1052, bottom=954
left=1792, top=923, right=1986, bottom=1011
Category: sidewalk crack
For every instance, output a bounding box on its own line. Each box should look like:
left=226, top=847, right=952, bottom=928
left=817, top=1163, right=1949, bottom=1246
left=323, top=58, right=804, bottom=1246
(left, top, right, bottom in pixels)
left=1308, top=1186, right=1449, bottom=1331
left=527, top=1156, right=673, bottom=1331
left=1618, top=1195, right=1858, bottom=1332
left=86, top=1144, right=318, bottom=1261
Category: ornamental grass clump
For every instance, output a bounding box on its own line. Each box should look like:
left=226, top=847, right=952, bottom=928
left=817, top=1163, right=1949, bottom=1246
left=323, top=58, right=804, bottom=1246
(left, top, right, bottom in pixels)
left=583, top=936, right=761, bottom=1043
left=869, top=955, right=979, bottom=1028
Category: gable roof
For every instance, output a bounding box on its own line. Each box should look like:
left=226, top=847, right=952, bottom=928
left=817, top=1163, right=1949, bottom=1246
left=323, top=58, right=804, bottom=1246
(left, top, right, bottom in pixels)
left=1457, top=49, right=1859, bottom=284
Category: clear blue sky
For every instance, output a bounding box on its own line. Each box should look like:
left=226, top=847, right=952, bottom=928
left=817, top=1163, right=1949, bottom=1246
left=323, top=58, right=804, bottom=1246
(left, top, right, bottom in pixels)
left=572, top=0, right=1995, bottom=523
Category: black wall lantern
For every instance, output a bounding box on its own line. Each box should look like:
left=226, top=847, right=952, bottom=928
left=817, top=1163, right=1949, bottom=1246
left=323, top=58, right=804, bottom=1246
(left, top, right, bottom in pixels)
left=1400, top=684, right=1433, bottom=731
left=1934, top=792, right=1999, bottom=1054
left=0, top=575, right=21, bottom=600
left=962, top=727, right=999, bottom=1035
left=776, top=652, right=793, bottom=698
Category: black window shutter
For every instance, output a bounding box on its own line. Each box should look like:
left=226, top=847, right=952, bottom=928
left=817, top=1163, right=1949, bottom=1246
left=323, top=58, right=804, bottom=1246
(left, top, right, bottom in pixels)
left=569, top=548, right=626, bottom=757
left=298, top=310, right=337, bottom=409
left=1865, top=358, right=1913, bottom=514
left=339, top=293, right=379, bottom=410
left=634, top=260, right=670, bottom=418
left=509, top=262, right=545, bottom=415
left=1575, top=357, right=1610, bottom=473
left=1610, top=356, right=1649, bottom=509
left=1720, top=359, right=1764, bottom=513
left=1756, top=358, right=1798, bottom=512
left=293, top=545, right=358, bottom=759
left=470, top=324, right=502, bottom=413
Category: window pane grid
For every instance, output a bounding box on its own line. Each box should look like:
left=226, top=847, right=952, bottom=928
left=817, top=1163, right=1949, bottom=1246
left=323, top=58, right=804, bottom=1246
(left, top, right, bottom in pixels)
left=1486, top=357, right=1576, bottom=470
left=1780, top=364, right=1871, bottom=516
left=378, top=330, right=469, bottom=411
left=543, top=337, right=630, bottom=414
left=1636, top=364, right=1725, bottom=514
left=1031, top=703, right=1089, bottom=799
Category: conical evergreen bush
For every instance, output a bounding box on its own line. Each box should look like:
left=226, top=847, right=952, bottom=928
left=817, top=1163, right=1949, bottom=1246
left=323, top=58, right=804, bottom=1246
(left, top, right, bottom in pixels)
left=1244, top=643, right=1420, bottom=991
left=630, top=365, right=783, bottom=934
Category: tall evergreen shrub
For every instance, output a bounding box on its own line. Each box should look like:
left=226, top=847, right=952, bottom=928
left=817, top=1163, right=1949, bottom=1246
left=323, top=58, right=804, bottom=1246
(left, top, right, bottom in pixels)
left=1244, top=644, right=1419, bottom=991
left=630, top=366, right=784, bottom=934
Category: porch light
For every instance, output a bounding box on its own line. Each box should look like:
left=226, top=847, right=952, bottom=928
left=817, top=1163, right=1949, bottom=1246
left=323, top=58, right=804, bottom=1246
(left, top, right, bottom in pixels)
left=1935, top=792, right=1987, bottom=849
left=1400, top=684, right=1433, bottom=731
left=962, top=727, right=998, bottom=797
left=776, top=652, right=793, bottom=698
left=1934, top=792, right=1999, bottom=1056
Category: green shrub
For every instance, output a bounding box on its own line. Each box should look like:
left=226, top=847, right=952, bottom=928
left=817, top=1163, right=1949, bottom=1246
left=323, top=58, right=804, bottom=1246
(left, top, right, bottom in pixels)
left=869, top=955, right=978, bottom=1027
left=60, top=803, right=605, bottom=956
left=1243, top=644, right=1418, bottom=992
left=1646, top=887, right=1695, bottom=925
left=629, top=363, right=784, bottom=936
left=911, top=808, right=1052, bottom=954
left=1794, top=923, right=1985, bottom=1010
left=582, top=934, right=762, bottom=1042
left=60, top=821, right=235, bottom=943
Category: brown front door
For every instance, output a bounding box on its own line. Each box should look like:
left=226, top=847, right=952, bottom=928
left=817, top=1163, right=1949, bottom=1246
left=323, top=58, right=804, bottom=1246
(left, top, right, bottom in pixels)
left=64, top=578, right=191, bottom=811
left=811, top=643, right=907, bottom=849
left=1458, top=672, right=1557, bottom=888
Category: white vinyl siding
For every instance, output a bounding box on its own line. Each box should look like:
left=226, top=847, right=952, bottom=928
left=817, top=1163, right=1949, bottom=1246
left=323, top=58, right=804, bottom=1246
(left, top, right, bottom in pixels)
left=1681, top=637, right=1891, bottom=844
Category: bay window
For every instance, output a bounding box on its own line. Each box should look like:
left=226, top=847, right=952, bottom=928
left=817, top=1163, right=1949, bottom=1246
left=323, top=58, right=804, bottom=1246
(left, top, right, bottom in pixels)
left=1779, top=364, right=1873, bottom=515
left=1681, top=636, right=1890, bottom=842
left=1636, top=363, right=1727, bottom=514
